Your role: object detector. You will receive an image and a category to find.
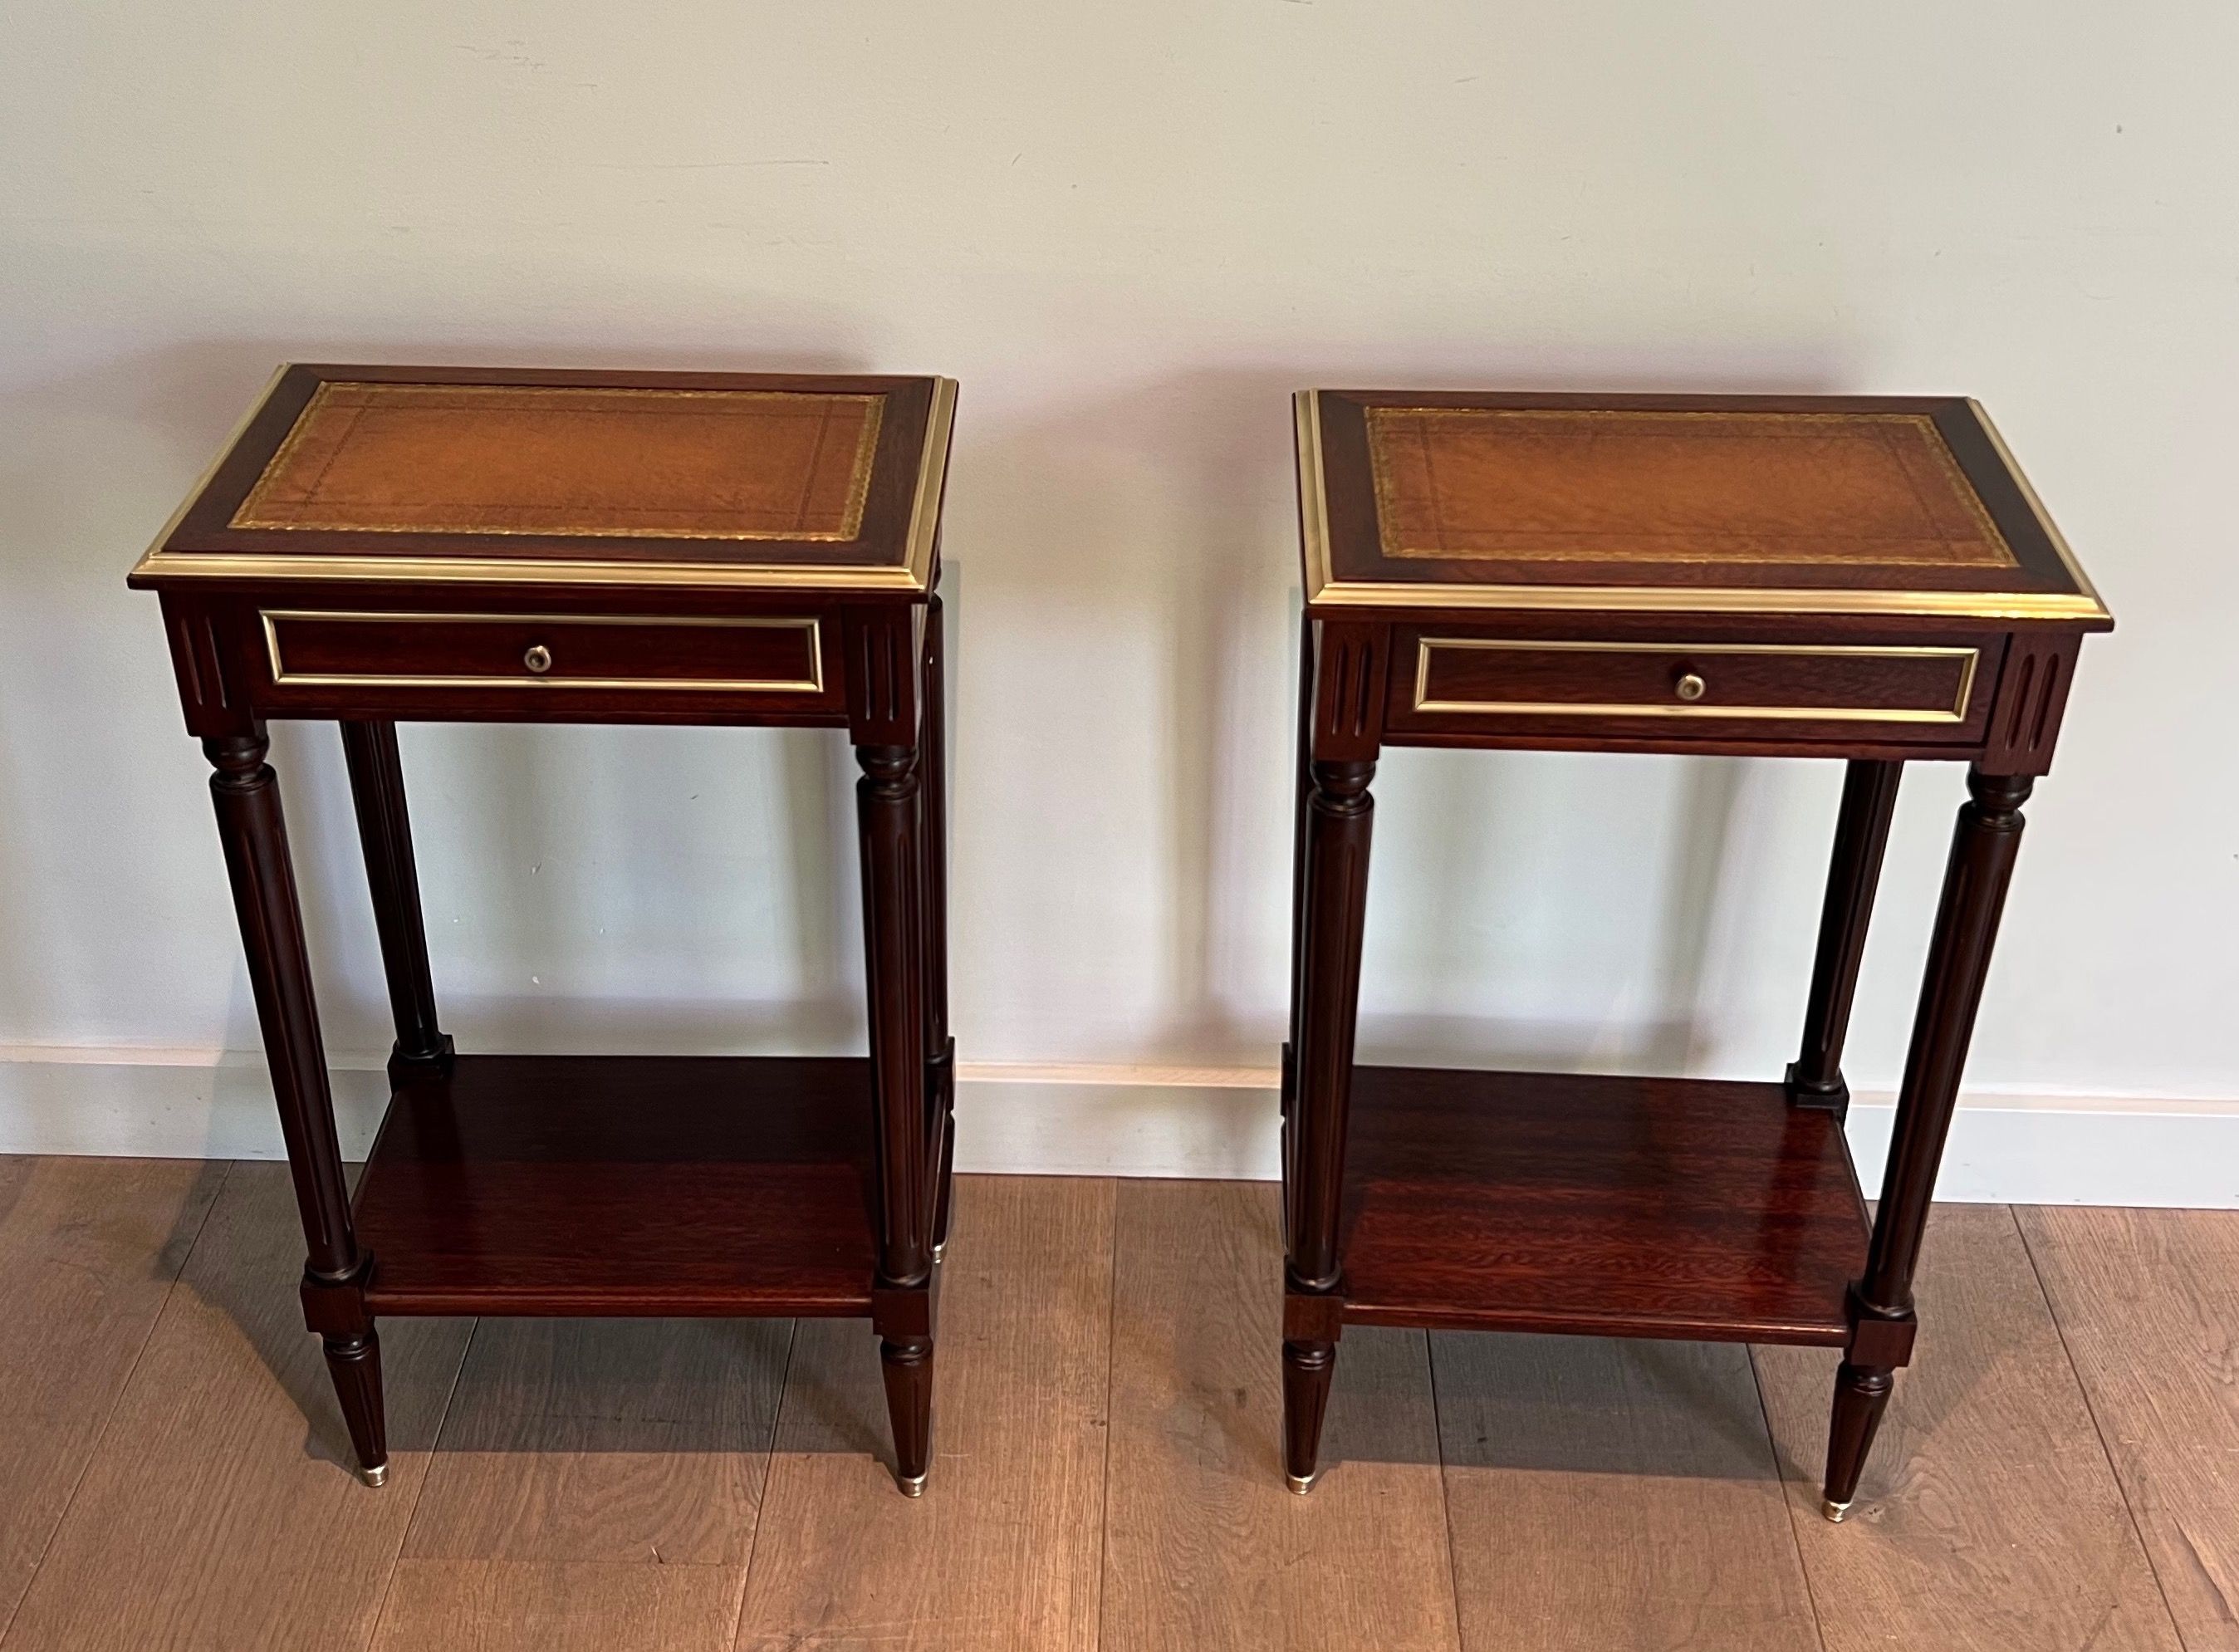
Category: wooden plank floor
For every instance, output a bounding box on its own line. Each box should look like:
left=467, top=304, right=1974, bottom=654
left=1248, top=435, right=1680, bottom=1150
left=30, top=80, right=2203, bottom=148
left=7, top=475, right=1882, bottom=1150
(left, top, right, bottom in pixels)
left=2, top=1160, right=2234, bottom=1651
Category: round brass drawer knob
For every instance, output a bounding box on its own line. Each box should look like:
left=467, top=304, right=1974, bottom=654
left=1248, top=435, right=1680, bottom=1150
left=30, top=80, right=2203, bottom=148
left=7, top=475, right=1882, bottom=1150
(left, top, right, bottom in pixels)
left=523, top=644, right=553, bottom=675
left=1675, top=671, right=1707, bottom=703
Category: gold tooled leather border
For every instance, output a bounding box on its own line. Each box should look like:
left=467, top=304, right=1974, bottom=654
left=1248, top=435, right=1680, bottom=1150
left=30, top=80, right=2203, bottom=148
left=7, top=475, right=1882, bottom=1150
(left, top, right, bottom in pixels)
left=232, top=384, right=885, bottom=542
left=1364, top=405, right=2016, bottom=569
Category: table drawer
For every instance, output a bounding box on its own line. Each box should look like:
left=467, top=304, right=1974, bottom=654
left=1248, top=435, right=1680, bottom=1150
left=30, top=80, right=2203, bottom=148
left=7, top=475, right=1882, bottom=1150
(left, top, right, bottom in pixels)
left=261, top=610, right=826, bottom=698
left=1396, top=633, right=1992, bottom=740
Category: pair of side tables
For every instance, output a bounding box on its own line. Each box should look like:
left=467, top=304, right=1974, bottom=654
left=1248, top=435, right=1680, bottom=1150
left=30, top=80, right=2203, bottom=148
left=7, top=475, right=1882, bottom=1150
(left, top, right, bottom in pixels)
left=130, top=365, right=2109, bottom=1523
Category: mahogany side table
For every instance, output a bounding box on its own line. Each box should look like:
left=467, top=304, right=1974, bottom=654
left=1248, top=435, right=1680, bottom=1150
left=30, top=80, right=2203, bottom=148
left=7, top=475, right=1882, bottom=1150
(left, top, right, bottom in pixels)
left=1281, top=390, right=2110, bottom=1518
left=130, top=365, right=958, bottom=1495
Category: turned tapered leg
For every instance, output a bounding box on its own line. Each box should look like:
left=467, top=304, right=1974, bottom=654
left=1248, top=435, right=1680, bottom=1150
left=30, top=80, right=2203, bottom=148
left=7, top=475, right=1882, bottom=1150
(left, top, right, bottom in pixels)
left=340, top=719, right=453, bottom=1086
left=205, top=731, right=388, bottom=1486
left=1283, top=757, right=1376, bottom=1493
left=323, top=1331, right=389, bottom=1484
left=1788, top=759, right=1902, bottom=1112
left=920, top=595, right=957, bottom=1262
left=1823, top=767, right=2032, bottom=1519
left=857, top=739, right=935, bottom=1492
left=880, top=1333, right=935, bottom=1497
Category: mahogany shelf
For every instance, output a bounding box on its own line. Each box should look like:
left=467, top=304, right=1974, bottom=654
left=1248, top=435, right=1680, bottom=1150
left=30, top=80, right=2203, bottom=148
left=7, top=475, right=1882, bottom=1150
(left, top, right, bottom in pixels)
left=1337, top=1066, right=1868, bottom=1346
left=353, top=1054, right=880, bottom=1319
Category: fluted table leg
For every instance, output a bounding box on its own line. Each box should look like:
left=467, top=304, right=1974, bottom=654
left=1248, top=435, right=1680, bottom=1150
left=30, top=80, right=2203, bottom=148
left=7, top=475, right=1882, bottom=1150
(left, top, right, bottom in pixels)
left=1824, top=767, right=2032, bottom=1519
left=206, top=729, right=388, bottom=1485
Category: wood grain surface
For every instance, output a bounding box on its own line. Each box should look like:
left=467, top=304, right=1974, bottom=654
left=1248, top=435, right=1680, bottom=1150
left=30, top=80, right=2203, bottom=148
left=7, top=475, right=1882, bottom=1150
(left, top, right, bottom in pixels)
left=1, top=1163, right=473, bottom=1651
left=2019, top=1206, right=2239, bottom=1651
left=353, top=1055, right=880, bottom=1319
left=1754, top=1203, right=2184, bottom=1652
left=368, top=1316, right=792, bottom=1652
left=2, top=1172, right=2227, bottom=1652
left=370, top=1561, right=742, bottom=1652
left=0, top=1156, right=225, bottom=1630
left=732, top=1175, right=1115, bottom=1652
left=402, top=1316, right=790, bottom=1566
left=1102, top=1179, right=1461, bottom=1652
left=1336, top=1066, right=1865, bottom=1343
left=1433, top=1332, right=1820, bottom=1651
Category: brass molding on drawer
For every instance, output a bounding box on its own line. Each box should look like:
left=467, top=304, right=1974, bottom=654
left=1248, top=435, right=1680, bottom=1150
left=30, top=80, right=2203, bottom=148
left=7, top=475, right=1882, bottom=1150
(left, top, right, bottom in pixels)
left=261, top=610, right=826, bottom=694
left=1410, top=638, right=1981, bottom=723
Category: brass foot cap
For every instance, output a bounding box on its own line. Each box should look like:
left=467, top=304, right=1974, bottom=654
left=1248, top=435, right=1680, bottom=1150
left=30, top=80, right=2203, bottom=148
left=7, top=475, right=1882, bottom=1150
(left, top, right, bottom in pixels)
left=1286, top=1472, right=1317, bottom=1497
left=1821, top=1497, right=1851, bottom=1523
left=360, top=1463, right=389, bottom=1489
left=897, top=1471, right=928, bottom=1498
left=931, top=1241, right=947, bottom=1264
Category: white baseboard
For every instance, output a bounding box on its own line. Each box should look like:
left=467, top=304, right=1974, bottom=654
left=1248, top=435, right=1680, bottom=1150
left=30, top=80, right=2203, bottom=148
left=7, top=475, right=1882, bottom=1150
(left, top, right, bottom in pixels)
left=0, top=1047, right=394, bottom=1162
left=3, top=1048, right=2235, bottom=1208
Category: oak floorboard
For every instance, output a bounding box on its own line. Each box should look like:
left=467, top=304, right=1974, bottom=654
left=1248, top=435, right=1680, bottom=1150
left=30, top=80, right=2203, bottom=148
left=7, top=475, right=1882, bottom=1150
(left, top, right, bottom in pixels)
left=1099, top=1179, right=1461, bottom=1652
left=1755, top=1203, right=2184, bottom=1652
left=2019, top=1205, right=2239, bottom=1652
left=400, top=1315, right=791, bottom=1566
left=732, top=1175, right=1115, bottom=1652
left=1433, top=1332, right=1822, bottom=1651
left=0, top=1162, right=472, bottom=1652
left=0, top=1155, right=226, bottom=1632
left=370, top=1560, right=742, bottom=1652
left=370, top=1315, right=791, bottom=1652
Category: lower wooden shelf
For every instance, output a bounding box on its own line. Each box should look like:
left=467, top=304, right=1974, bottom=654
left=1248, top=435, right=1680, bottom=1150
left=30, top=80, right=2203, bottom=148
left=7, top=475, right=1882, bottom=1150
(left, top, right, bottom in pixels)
left=1334, top=1065, right=1868, bottom=1345
left=352, top=1054, right=879, bottom=1319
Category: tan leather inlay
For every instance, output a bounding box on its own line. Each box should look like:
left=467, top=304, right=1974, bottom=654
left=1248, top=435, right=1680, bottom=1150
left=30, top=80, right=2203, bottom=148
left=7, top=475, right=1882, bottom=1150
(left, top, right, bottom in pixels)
left=1366, top=408, right=2015, bottom=570
left=233, top=383, right=884, bottom=542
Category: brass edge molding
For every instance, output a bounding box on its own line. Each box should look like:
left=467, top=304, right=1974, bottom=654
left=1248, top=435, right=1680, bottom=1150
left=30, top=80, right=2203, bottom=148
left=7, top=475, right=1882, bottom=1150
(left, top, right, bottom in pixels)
left=141, top=552, right=923, bottom=591
left=1311, top=577, right=2106, bottom=622
left=1296, top=390, right=1334, bottom=603
left=903, top=377, right=958, bottom=594
left=1412, top=637, right=1980, bottom=723
left=127, top=364, right=295, bottom=587
left=262, top=610, right=826, bottom=695
left=1965, top=399, right=2112, bottom=624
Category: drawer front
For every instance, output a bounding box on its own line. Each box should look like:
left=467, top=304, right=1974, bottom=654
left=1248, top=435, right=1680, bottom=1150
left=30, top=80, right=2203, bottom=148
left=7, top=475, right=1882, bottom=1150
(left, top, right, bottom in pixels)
left=262, top=610, right=826, bottom=699
left=1394, top=633, right=1993, bottom=743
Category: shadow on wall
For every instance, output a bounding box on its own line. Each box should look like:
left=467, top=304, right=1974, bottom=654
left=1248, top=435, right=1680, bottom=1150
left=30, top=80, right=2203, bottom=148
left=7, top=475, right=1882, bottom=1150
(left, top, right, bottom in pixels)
left=1360, top=752, right=1754, bottom=1077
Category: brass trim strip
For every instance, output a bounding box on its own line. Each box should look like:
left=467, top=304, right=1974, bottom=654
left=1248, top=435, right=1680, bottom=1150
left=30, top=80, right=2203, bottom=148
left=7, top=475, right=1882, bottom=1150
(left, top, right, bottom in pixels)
left=128, top=364, right=295, bottom=587
left=1965, top=399, right=2111, bottom=624
left=1296, top=390, right=1332, bottom=608
left=904, top=378, right=958, bottom=594
left=148, top=553, right=919, bottom=591
left=1313, top=574, right=2105, bottom=622
left=262, top=610, right=826, bottom=695
left=1294, top=387, right=2108, bottom=622
left=1411, top=638, right=1980, bottom=723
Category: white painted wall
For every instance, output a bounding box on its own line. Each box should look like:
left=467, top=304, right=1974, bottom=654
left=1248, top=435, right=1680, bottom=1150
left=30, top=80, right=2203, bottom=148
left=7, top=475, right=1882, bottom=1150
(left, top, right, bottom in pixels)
left=4, top=3, right=2237, bottom=1183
